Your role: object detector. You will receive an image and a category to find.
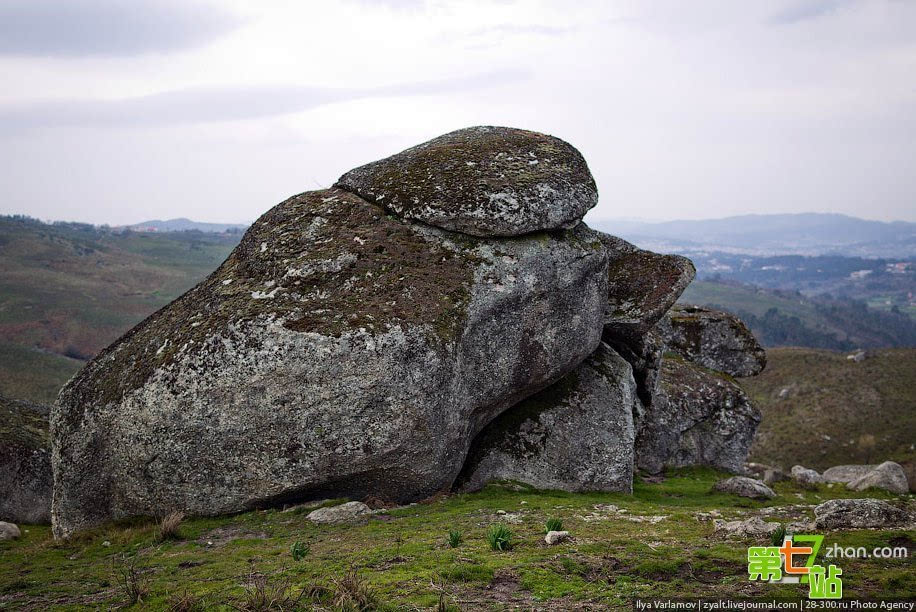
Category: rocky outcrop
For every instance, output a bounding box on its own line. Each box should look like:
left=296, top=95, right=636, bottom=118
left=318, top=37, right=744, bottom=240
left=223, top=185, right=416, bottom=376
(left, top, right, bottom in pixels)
left=1, top=395, right=52, bottom=524
left=814, top=498, right=911, bottom=530
left=336, top=126, right=597, bottom=237
left=657, top=305, right=766, bottom=377
left=712, top=476, right=776, bottom=500
left=846, top=461, right=909, bottom=495
left=52, top=128, right=609, bottom=538
left=635, top=358, right=761, bottom=474
left=455, top=343, right=637, bottom=494
left=600, top=234, right=695, bottom=346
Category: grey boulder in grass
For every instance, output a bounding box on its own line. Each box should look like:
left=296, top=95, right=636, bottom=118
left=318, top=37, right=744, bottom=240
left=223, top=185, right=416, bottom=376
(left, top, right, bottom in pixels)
left=51, top=128, right=609, bottom=538
left=336, top=126, right=598, bottom=237
left=455, top=342, right=638, bottom=494
left=712, top=476, right=776, bottom=500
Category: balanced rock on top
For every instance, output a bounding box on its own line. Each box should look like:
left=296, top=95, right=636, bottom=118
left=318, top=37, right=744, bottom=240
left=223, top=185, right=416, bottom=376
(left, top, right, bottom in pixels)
left=336, top=126, right=598, bottom=237
left=51, top=127, right=608, bottom=538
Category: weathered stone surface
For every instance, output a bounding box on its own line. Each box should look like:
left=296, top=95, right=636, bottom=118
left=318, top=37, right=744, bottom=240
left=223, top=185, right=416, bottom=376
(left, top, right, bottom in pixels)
left=822, top=465, right=877, bottom=484
left=713, top=517, right=779, bottom=539
left=544, top=530, right=570, bottom=545
left=306, top=501, right=371, bottom=525
left=1, top=395, right=51, bottom=524
left=599, top=234, right=695, bottom=345
left=712, top=476, right=776, bottom=500
left=336, top=126, right=597, bottom=237
left=0, top=521, right=21, bottom=540
left=658, top=304, right=766, bottom=377
left=52, top=188, right=608, bottom=538
left=636, top=358, right=760, bottom=474
left=847, top=461, right=909, bottom=495
left=814, top=498, right=911, bottom=530
left=455, top=343, right=637, bottom=494
left=791, top=465, right=824, bottom=487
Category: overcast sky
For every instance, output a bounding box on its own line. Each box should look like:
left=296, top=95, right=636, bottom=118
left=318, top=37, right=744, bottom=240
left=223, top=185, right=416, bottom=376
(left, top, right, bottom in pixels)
left=1, top=0, right=914, bottom=225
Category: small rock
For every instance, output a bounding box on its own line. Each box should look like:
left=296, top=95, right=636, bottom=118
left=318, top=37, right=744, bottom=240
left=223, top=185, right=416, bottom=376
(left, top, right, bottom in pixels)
left=496, top=510, right=507, bottom=515
left=0, top=521, right=21, bottom=540
left=102, top=540, right=111, bottom=547
left=713, top=517, right=780, bottom=538
left=846, top=350, right=866, bottom=362
left=791, top=465, right=824, bottom=487
left=545, top=530, right=570, bottom=545
left=713, top=476, right=776, bottom=500
left=846, top=461, right=909, bottom=495
left=823, top=465, right=876, bottom=484
left=306, top=501, right=372, bottom=525
left=814, top=498, right=910, bottom=530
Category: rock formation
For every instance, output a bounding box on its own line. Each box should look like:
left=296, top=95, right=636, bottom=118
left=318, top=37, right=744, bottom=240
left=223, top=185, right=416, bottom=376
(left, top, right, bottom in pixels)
left=1, top=395, right=51, bottom=524
left=52, top=127, right=608, bottom=538
left=49, top=125, right=769, bottom=538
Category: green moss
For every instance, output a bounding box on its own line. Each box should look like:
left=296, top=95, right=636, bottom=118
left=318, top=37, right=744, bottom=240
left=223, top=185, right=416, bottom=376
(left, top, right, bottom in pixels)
left=58, top=189, right=478, bottom=423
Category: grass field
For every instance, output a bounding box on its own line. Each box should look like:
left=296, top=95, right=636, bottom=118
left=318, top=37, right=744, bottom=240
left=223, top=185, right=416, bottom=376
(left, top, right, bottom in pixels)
left=1, top=469, right=913, bottom=609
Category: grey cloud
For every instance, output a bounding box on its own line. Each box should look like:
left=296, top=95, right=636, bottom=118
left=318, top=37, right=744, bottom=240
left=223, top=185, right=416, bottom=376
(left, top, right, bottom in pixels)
left=0, top=70, right=529, bottom=133
left=767, top=0, right=849, bottom=25
left=0, top=0, right=243, bottom=57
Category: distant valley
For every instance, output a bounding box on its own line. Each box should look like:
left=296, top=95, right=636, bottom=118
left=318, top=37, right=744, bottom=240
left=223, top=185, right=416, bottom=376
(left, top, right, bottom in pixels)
left=1, top=212, right=914, bottom=405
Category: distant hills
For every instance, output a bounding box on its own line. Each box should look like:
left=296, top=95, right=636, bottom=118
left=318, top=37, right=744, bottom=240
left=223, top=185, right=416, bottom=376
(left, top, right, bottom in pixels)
left=127, top=218, right=247, bottom=233
left=593, top=213, right=916, bottom=258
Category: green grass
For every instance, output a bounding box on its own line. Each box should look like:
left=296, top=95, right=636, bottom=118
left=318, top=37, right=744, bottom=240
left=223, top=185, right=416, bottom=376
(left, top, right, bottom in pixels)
left=2, top=469, right=912, bottom=609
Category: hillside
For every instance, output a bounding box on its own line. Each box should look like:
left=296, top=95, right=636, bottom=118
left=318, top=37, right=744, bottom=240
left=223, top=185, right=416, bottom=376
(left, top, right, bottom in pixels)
left=0, top=216, right=240, bottom=403
left=740, top=347, right=916, bottom=480
left=681, top=280, right=916, bottom=349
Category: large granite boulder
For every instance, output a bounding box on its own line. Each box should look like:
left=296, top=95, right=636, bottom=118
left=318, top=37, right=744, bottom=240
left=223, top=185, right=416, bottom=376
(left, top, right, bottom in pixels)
left=599, top=234, right=695, bottom=345
left=657, top=304, right=766, bottom=377
left=455, top=343, right=638, bottom=494
left=52, top=132, right=609, bottom=537
left=636, top=358, right=760, bottom=474
left=336, top=126, right=597, bottom=237
left=1, top=395, right=52, bottom=524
